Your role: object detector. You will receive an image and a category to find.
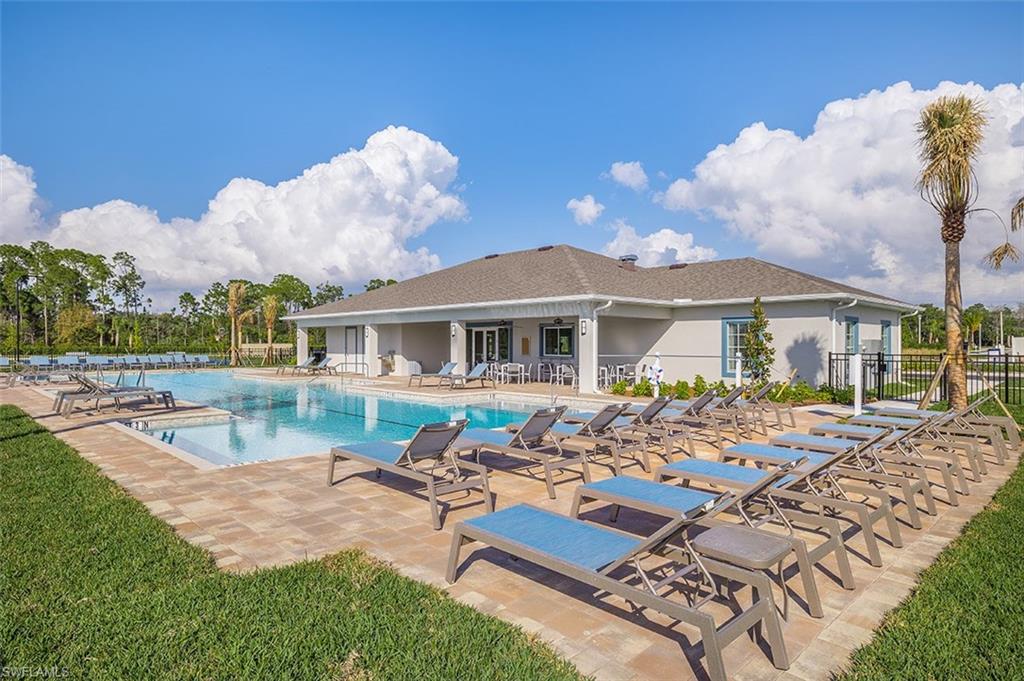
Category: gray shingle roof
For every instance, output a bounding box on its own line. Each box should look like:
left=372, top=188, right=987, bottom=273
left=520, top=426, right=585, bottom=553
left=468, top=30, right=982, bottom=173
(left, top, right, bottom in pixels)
left=291, top=245, right=910, bottom=318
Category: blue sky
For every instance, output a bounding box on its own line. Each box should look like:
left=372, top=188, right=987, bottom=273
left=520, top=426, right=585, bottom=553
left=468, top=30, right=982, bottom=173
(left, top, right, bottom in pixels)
left=3, top=2, right=1023, bottom=305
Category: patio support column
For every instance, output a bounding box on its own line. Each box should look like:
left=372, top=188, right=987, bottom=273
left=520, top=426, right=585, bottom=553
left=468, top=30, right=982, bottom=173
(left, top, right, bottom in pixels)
left=365, top=324, right=381, bottom=377
left=296, top=326, right=309, bottom=364
left=450, top=320, right=467, bottom=374
left=578, top=307, right=599, bottom=394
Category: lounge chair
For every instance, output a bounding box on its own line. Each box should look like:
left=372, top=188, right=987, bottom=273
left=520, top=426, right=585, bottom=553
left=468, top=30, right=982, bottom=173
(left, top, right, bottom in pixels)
left=657, top=390, right=735, bottom=450
left=146, top=354, right=171, bottom=369
left=328, top=419, right=492, bottom=530
left=446, top=492, right=790, bottom=681
left=443, top=362, right=495, bottom=389
left=570, top=459, right=849, bottom=619
left=544, top=402, right=655, bottom=474
left=278, top=356, right=314, bottom=375
left=408, top=361, right=457, bottom=387
left=296, top=356, right=331, bottom=375
left=759, top=433, right=939, bottom=527
left=58, top=375, right=176, bottom=418
left=872, top=398, right=1020, bottom=452
left=21, top=356, right=54, bottom=383
left=656, top=432, right=902, bottom=568
left=455, top=406, right=589, bottom=498
left=850, top=411, right=1009, bottom=466
left=811, top=418, right=980, bottom=492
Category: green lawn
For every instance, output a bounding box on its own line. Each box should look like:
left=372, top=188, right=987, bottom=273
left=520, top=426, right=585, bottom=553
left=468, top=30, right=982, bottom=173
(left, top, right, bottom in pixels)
left=0, top=405, right=581, bottom=680
left=835, top=400, right=1024, bottom=680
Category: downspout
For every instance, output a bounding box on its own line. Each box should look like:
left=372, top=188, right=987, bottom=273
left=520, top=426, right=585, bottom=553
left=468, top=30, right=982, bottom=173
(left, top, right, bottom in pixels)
left=588, top=300, right=614, bottom=394
left=830, top=298, right=858, bottom=354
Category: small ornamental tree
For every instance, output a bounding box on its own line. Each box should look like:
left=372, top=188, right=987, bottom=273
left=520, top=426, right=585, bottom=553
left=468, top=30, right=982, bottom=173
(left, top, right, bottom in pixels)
left=744, top=296, right=775, bottom=383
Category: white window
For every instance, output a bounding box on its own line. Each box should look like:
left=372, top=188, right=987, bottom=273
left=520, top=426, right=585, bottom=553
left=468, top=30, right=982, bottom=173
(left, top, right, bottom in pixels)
left=723, top=319, right=752, bottom=374
left=541, top=326, right=574, bottom=357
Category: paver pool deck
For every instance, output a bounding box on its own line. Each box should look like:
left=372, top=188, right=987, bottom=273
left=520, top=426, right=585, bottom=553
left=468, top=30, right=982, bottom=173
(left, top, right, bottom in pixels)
left=2, top=372, right=1017, bottom=681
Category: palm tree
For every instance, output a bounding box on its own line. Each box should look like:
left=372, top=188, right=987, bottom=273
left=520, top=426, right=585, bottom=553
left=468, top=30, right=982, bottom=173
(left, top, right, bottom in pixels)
left=916, top=95, right=987, bottom=409
left=226, top=282, right=255, bottom=367
left=961, top=308, right=984, bottom=351
left=261, top=294, right=280, bottom=366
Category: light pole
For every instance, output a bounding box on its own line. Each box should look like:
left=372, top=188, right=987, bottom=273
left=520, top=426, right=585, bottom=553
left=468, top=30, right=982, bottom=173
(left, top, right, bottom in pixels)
left=15, top=277, right=22, bottom=362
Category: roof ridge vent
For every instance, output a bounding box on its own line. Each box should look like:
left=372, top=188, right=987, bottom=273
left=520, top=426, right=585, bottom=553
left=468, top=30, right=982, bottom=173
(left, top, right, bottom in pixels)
left=484, top=253, right=500, bottom=259
left=668, top=263, right=688, bottom=270
left=537, top=245, right=554, bottom=252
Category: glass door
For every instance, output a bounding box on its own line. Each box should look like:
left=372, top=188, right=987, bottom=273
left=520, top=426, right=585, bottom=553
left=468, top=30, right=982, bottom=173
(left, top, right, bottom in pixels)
left=470, top=327, right=511, bottom=365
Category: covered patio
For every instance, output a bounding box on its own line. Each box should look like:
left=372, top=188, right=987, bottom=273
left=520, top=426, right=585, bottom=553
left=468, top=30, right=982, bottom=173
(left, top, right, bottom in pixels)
left=292, top=300, right=675, bottom=394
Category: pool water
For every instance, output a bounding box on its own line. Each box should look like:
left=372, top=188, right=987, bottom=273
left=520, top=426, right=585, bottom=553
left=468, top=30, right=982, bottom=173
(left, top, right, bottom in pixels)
left=137, top=371, right=539, bottom=466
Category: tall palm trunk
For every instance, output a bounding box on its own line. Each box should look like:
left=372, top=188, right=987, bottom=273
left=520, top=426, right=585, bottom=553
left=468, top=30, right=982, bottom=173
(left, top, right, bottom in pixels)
left=944, top=237, right=967, bottom=408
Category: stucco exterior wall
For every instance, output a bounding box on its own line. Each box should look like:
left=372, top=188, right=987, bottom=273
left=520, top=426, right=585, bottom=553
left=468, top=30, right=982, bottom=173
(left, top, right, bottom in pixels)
left=313, top=300, right=902, bottom=386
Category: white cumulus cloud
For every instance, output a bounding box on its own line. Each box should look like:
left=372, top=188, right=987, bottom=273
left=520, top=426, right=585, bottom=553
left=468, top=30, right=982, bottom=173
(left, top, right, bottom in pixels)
left=601, top=219, right=717, bottom=267
left=606, top=161, right=648, bottom=191
left=566, top=194, right=605, bottom=225
left=3, top=126, right=468, bottom=304
left=658, top=81, right=1024, bottom=304
left=1, top=155, right=45, bottom=243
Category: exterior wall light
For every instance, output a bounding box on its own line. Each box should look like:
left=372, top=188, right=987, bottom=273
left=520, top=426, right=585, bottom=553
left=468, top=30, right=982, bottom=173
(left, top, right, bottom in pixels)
left=451, top=322, right=457, bottom=338
left=580, top=320, right=587, bottom=336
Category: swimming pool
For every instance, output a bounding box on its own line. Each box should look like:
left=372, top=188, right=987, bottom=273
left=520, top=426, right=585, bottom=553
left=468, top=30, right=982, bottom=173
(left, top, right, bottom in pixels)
left=135, top=371, right=540, bottom=466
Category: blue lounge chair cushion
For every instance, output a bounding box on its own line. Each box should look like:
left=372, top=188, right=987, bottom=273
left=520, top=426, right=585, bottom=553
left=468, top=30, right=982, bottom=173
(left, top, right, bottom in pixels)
left=854, top=415, right=919, bottom=427
left=776, top=433, right=858, bottom=449
left=581, top=476, right=716, bottom=513
left=723, top=444, right=830, bottom=466
left=816, top=423, right=886, bottom=437
left=464, top=504, right=640, bottom=572
left=338, top=441, right=404, bottom=465
left=458, top=428, right=515, bottom=448
left=662, top=459, right=794, bottom=488
left=868, top=406, right=932, bottom=417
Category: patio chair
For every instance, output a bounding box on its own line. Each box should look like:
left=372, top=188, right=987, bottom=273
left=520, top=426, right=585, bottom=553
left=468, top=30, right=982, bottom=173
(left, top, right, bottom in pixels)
left=545, top=402, right=654, bottom=475
left=446, top=494, right=790, bottom=681
left=295, top=356, right=330, bottom=375
left=443, top=362, right=495, bottom=389
left=850, top=411, right=1009, bottom=466
left=58, top=375, right=176, bottom=418
left=570, top=459, right=848, bottom=620
left=810, top=417, right=981, bottom=492
left=658, top=390, right=736, bottom=450
left=328, top=419, right=492, bottom=530
left=21, top=356, right=55, bottom=383
left=455, top=406, right=589, bottom=499
left=872, top=397, right=1020, bottom=451
left=278, top=356, right=314, bottom=374
left=655, top=432, right=902, bottom=568
left=146, top=354, right=171, bottom=368
left=408, top=361, right=457, bottom=387
left=754, top=433, right=939, bottom=528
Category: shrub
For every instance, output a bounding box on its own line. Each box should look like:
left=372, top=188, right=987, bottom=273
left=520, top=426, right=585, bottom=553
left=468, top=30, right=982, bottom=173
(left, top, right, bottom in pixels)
left=709, top=379, right=729, bottom=397
left=693, top=374, right=708, bottom=395
left=609, top=380, right=628, bottom=395
left=631, top=378, right=653, bottom=397
left=672, top=380, right=691, bottom=399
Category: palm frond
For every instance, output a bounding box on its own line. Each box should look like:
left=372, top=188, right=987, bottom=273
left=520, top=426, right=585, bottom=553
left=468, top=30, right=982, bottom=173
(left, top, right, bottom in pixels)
left=916, top=95, right=987, bottom=216
left=1012, top=196, right=1024, bottom=232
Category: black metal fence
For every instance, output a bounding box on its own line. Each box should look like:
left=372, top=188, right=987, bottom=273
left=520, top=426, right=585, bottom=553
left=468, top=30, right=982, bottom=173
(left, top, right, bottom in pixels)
left=828, top=352, right=1024, bottom=405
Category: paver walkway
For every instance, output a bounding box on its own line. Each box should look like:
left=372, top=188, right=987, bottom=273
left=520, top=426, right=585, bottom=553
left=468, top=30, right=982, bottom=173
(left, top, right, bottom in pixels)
left=2, top=382, right=1016, bottom=681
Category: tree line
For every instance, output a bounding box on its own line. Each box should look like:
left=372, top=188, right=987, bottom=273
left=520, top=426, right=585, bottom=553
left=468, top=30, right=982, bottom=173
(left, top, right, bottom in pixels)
left=0, top=242, right=395, bottom=359
left=901, top=302, right=1024, bottom=351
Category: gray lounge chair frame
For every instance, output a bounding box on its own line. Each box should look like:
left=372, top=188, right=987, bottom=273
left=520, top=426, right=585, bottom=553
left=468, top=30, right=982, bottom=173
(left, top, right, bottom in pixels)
left=570, top=461, right=852, bottom=620
left=58, top=374, right=176, bottom=418
left=548, top=402, right=657, bottom=475
left=443, top=362, right=495, bottom=389
left=408, top=361, right=457, bottom=387
left=446, top=495, right=790, bottom=681
left=657, top=434, right=902, bottom=568
left=455, top=406, right=590, bottom=498
left=328, top=419, right=492, bottom=530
